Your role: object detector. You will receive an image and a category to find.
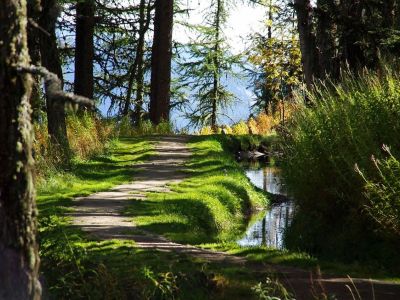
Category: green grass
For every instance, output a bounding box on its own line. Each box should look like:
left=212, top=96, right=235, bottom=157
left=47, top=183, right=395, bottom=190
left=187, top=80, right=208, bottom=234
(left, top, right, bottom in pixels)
left=198, top=243, right=400, bottom=282
left=36, top=136, right=272, bottom=299
left=125, top=135, right=268, bottom=244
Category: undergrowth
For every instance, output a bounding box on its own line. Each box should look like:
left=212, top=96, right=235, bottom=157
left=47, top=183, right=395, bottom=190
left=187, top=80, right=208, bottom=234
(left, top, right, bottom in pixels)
left=281, top=69, right=400, bottom=272
left=34, top=113, right=115, bottom=176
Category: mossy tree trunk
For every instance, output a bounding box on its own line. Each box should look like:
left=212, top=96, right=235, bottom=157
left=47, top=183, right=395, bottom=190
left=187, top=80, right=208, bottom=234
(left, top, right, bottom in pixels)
left=0, top=0, right=41, bottom=298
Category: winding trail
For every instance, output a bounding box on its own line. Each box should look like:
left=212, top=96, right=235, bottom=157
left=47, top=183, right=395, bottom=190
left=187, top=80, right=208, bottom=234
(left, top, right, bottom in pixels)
left=70, top=135, right=400, bottom=300
left=70, top=136, right=246, bottom=264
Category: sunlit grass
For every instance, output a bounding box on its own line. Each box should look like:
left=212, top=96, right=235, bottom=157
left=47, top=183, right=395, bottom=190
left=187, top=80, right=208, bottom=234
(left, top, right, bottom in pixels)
left=126, top=135, right=269, bottom=244
left=36, top=136, right=271, bottom=299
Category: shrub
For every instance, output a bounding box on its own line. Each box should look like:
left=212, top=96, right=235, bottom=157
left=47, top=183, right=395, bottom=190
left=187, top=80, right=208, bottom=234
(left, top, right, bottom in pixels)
left=232, top=120, right=249, bottom=135
left=247, top=117, right=259, bottom=134
left=118, top=118, right=174, bottom=136
left=255, top=112, right=279, bottom=135
left=281, top=70, right=400, bottom=267
left=199, top=126, right=214, bottom=135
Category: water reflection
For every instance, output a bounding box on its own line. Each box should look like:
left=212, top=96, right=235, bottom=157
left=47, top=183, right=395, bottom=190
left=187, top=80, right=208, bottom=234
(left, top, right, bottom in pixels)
left=237, top=164, right=294, bottom=249
left=246, top=167, right=287, bottom=196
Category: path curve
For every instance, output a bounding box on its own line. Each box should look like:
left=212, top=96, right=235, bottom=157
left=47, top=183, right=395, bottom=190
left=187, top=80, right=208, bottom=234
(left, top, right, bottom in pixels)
left=70, top=136, right=400, bottom=300
left=70, top=135, right=246, bottom=265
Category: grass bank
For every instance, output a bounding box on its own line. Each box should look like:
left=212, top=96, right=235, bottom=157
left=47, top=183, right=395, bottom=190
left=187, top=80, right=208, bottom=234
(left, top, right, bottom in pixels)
left=126, top=135, right=268, bottom=244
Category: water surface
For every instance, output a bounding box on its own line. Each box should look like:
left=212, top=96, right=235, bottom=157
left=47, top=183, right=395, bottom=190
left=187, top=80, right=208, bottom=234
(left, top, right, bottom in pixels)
left=237, top=165, right=294, bottom=249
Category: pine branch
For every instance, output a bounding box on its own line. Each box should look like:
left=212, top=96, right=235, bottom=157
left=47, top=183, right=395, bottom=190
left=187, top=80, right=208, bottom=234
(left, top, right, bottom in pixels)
left=16, top=65, right=94, bottom=108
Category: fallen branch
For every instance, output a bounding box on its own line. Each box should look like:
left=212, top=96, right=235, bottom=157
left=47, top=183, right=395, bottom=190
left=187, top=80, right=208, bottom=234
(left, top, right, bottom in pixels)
left=15, top=64, right=94, bottom=108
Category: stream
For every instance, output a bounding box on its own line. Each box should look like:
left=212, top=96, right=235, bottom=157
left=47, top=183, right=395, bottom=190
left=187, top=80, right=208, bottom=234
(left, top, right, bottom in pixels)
left=237, top=163, right=294, bottom=249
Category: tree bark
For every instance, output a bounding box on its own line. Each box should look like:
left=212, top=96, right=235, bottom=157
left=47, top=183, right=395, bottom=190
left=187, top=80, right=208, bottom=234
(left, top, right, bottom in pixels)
left=39, top=0, right=70, bottom=155
left=74, top=0, right=95, bottom=104
left=149, top=0, right=173, bottom=125
left=294, top=0, right=319, bottom=89
left=0, top=0, right=41, bottom=298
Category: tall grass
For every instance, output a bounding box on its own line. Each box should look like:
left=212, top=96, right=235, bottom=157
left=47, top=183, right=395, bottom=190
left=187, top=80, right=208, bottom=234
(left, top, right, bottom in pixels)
left=280, top=70, right=400, bottom=269
left=117, top=117, right=174, bottom=136
left=34, top=113, right=115, bottom=176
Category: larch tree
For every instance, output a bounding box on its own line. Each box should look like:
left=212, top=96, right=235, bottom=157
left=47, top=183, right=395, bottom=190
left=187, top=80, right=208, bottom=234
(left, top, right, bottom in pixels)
left=149, top=0, right=174, bottom=125
left=0, top=0, right=41, bottom=298
left=177, top=0, right=240, bottom=130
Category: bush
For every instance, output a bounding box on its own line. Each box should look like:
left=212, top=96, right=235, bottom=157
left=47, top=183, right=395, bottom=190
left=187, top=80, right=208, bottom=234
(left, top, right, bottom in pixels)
left=199, top=126, right=214, bottom=135
left=281, top=70, right=400, bottom=267
left=232, top=121, right=249, bottom=135
left=255, top=113, right=279, bottom=135
left=67, top=113, right=114, bottom=159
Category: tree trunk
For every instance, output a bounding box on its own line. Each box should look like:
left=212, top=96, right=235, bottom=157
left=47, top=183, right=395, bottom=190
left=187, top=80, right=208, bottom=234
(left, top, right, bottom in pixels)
left=0, top=0, right=41, bottom=298
left=316, top=0, right=338, bottom=79
left=74, top=0, right=95, bottom=104
left=211, top=0, right=222, bottom=130
left=39, top=0, right=70, bottom=155
left=27, top=0, right=43, bottom=122
left=294, top=0, right=319, bottom=89
left=125, top=0, right=152, bottom=123
left=149, top=0, right=173, bottom=125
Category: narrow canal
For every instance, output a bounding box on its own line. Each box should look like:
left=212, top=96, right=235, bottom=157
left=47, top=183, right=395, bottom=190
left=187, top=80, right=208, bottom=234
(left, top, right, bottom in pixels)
left=237, top=163, right=294, bottom=249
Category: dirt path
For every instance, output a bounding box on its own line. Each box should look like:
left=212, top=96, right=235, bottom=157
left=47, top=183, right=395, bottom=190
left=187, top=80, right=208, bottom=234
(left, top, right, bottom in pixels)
left=70, top=135, right=400, bottom=300
left=70, top=136, right=245, bottom=264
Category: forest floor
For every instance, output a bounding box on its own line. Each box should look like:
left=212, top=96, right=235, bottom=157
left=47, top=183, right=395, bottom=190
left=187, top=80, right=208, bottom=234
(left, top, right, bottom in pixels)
left=68, top=135, right=400, bottom=300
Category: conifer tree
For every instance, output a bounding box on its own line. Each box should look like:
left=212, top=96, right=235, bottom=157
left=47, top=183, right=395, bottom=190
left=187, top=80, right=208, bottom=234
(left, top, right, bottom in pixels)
left=178, top=0, right=241, bottom=130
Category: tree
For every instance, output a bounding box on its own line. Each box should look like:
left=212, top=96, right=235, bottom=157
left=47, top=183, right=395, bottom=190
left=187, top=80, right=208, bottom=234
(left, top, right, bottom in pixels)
left=293, top=0, right=318, bottom=88
left=39, top=0, right=70, bottom=156
left=124, top=0, right=153, bottom=123
left=74, top=0, right=95, bottom=103
left=177, top=0, right=240, bottom=129
left=0, top=0, right=41, bottom=298
left=149, top=0, right=174, bottom=125
left=247, top=0, right=302, bottom=114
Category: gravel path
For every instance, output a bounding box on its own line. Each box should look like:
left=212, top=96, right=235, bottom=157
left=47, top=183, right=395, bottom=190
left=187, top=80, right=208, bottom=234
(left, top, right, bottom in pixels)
left=69, top=135, right=400, bottom=300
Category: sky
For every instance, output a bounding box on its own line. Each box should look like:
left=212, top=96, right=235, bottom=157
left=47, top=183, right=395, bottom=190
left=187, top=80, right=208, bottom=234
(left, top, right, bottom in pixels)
left=174, top=1, right=267, bottom=54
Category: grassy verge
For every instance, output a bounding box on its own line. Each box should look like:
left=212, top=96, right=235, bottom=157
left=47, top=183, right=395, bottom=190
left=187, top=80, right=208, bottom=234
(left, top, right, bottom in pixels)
left=125, top=135, right=268, bottom=244
left=198, top=243, right=400, bottom=282
left=37, top=136, right=271, bottom=299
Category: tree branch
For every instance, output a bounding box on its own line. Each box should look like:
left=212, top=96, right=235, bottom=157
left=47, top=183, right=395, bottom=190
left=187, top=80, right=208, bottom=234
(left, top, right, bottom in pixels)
left=16, top=65, right=95, bottom=108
